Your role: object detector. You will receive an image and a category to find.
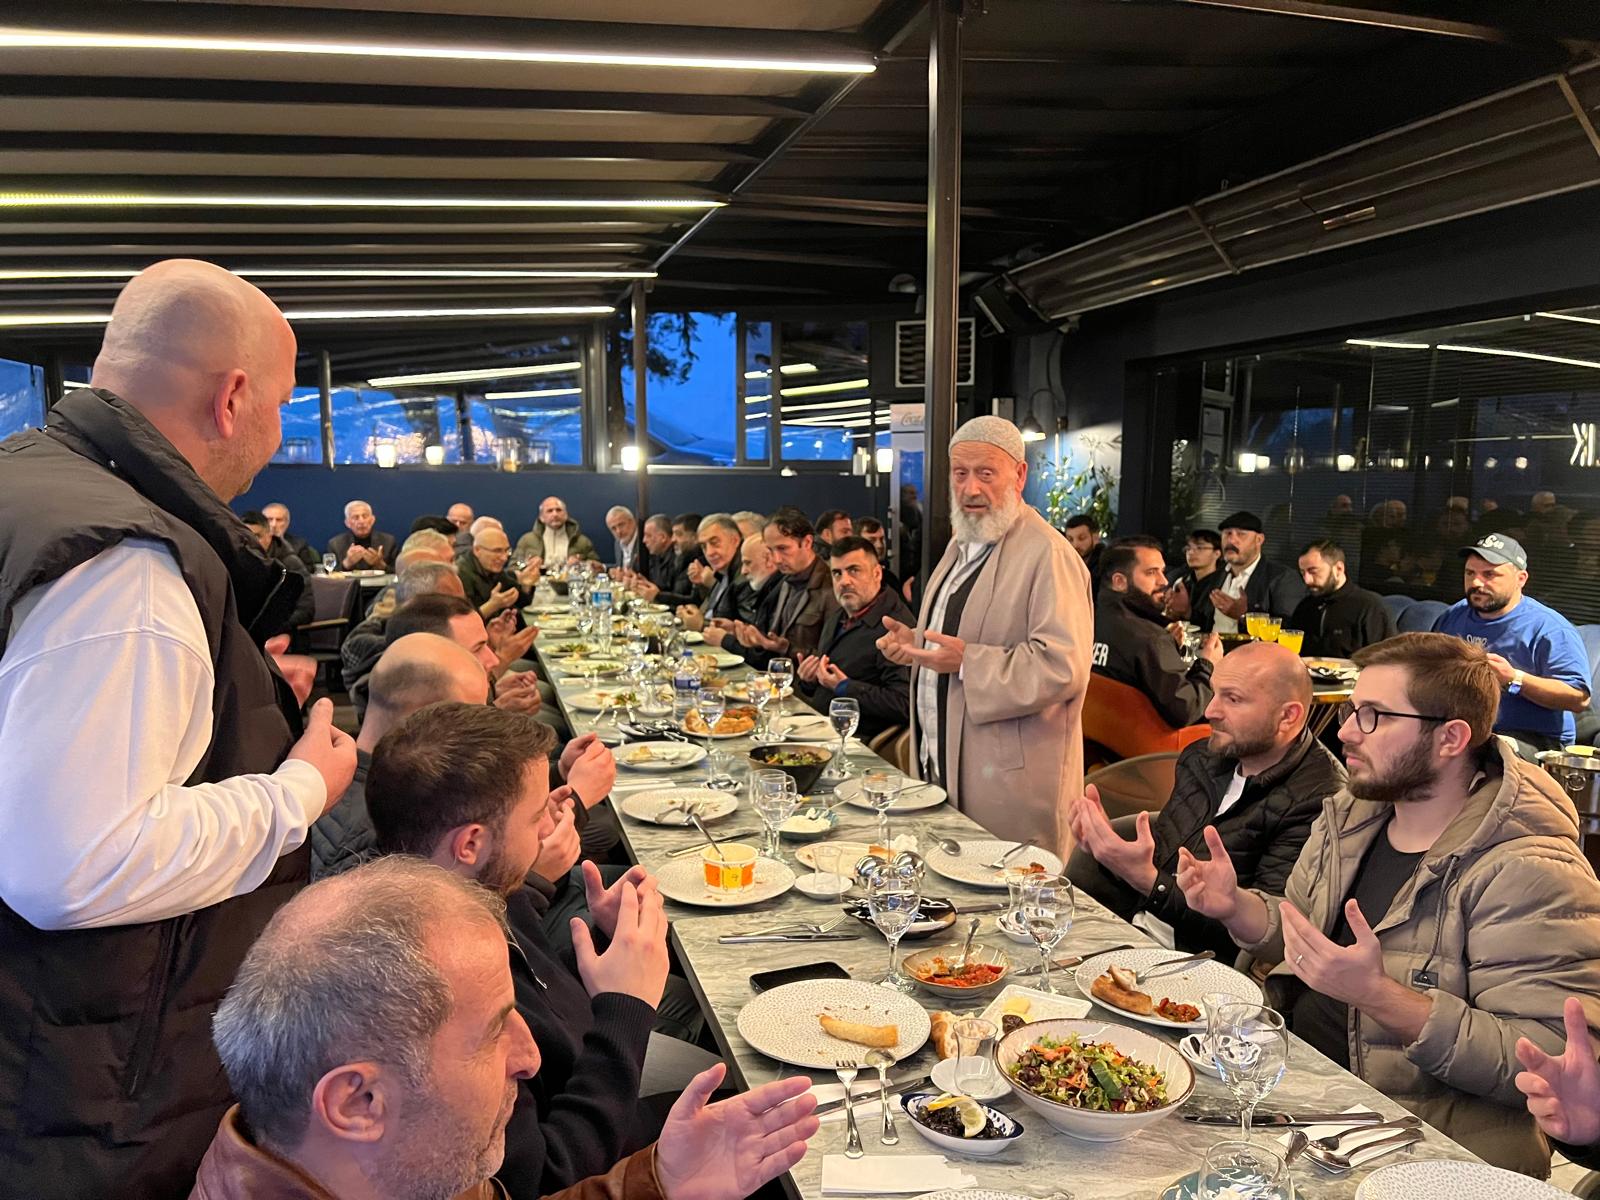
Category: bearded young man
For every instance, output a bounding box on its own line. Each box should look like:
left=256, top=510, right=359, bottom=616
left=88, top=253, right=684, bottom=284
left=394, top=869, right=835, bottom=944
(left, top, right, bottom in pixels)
left=1176, top=632, right=1600, bottom=1177
left=878, top=415, right=1092, bottom=854
left=1091, top=535, right=1221, bottom=728
left=1289, top=539, right=1395, bottom=659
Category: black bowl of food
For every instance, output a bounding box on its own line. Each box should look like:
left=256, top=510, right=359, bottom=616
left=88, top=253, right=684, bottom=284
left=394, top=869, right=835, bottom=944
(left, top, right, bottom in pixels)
left=746, top=743, right=834, bottom=793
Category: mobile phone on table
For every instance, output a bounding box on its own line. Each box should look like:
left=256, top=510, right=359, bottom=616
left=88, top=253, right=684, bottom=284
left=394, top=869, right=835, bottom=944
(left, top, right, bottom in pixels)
left=749, top=961, right=850, bottom=993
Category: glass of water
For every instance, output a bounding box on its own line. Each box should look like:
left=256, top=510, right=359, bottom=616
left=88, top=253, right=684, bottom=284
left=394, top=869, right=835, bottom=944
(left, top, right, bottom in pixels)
left=750, top=770, right=799, bottom=860
left=1211, top=1004, right=1289, bottom=1140
left=865, top=872, right=921, bottom=993
left=859, top=767, right=904, bottom=850
left=321, top=552, right=338, bottom=575
left=746, top=674, right=776, bottom=742
left=824, top=697, right=860, bottom=783
left=1201, top=1139, right=1288, bottom=1200
left=1019, top=873, right=1075, bottom=994
left=768, top=657, right=794, bottom=732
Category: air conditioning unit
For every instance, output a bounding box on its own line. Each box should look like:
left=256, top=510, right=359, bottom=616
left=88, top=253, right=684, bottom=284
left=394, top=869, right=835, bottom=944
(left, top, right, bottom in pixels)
left=894, top=318, right=975, bottom=389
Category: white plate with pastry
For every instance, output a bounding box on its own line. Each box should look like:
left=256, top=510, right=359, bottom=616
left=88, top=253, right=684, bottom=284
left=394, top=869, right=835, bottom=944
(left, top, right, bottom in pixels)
left=737, top=978, right=930, bottom=1069
left=1072, top=948, right=1261, bottom=1031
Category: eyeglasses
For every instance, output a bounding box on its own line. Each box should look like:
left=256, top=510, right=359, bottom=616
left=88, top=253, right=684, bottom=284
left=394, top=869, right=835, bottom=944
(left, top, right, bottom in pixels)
left=1336, top=701, right=1448, bottom=735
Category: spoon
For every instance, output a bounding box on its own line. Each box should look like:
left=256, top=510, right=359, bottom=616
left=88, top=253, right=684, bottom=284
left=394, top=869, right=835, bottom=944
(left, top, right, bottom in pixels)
left=1282, top=1129, right=1309, bottom=1165
left=689, top=812, right=726, bottom=863
left=933, top=836, right=962, bottom=856
left=955, top=916, right=979, bottom=970
left=863, top=1049, right=898, bottom=1145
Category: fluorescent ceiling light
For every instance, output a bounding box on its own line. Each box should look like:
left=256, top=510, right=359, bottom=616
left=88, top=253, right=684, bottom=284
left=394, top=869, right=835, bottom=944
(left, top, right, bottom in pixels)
left=1535, top=311, right=1600, bottom=327
left=1436, top=343, right=1600, bottom=370
left=1346, top=339, right=1431, bottom=350
left=482, top=386, right=582, bottom=400
left=0, top=28, right=875, bottom=74
left=0, top=191, right=720, bottom=211
left=292, top=304, right=611, bottom=321
left=781, top=377, right=869, bottom=397
left=0, top=311, right=109, bottom=327
left=0, top=266, right=656, bottom=281
left=742, top=363, right=817, bottom=380
left=782, top=398, right=873, bottom=414
left=743, top=393, right=772, bottom=404
left=370, top=360, right=583, bottom=387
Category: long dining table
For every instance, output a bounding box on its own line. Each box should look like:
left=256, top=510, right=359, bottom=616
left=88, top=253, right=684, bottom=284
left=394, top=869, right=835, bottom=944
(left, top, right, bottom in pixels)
left=528, top=610, right=1483, bottom=1200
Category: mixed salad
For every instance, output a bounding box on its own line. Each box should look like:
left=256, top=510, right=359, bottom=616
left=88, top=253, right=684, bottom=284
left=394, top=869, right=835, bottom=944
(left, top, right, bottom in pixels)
left=1006, top=1034, right=1169, bottom=1113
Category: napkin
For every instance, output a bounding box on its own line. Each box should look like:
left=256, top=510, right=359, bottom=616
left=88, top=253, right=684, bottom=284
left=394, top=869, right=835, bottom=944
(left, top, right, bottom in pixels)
left=1277, top=1105, right=1419, bottom=1173
left=819, top=1154, right=976, bottom=1196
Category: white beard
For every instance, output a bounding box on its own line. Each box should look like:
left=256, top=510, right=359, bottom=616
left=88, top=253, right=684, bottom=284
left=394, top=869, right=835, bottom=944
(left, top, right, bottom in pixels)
left=950, top=491, right=1022, bottom=545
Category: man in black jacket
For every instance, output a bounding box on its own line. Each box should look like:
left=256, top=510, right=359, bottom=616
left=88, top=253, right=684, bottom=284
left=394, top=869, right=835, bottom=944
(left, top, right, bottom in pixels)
left=629, top=513, right=698, bottom=608
left=262, top=501, right=318, bottom=571
left=1092, top=536, right=1221, bottom=728
left=1289, top=539, right=1397, bottom=658
left=326, top=499, right=397, bottom=571
left=365, top=702, right=673, bottom=1197
left=718, top=507, right=838, bottom=669
left=797, top=536, right=914, bottom=739
left=241, top=509, right=315, bottom=635
left=1204, top=510, right=1307, bottom=634
left=734, top=533, right=782, bottom=627
left=1067, top=641, right=1344, bottom=959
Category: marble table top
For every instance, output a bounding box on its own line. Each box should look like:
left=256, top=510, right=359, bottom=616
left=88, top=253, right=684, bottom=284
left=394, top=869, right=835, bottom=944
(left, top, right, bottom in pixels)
left=533, top=625, right=1481, bottom=1200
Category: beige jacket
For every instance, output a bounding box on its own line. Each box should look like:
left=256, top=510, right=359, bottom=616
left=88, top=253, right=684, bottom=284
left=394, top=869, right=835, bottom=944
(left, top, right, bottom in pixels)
left=908, top=506, right=1093, bottom=855
left=1240, top=740, right=1600, bottom=1177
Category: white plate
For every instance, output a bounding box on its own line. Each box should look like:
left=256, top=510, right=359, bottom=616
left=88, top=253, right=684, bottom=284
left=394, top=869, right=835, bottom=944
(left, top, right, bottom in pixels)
left=928, top=1056, right=1011, bottom=1102
left=977, top=983, right=1092, bottom=1030
left=923, top=842, right=1065, bottom=890
left=914, top=1191, right=1034, bottom=1200
left=569, top=688, right=645, bottom=713
left=793, top=871, right=854, bottom=899
left=619, top=787, right=738, bottom=826
left=617, top=741, right=708, bottom=772
left=553, top=657, right=626, bottom=676
left=835, top=777, right=948, bottom=813
left=1356, top=1160, right=1570, bottom=1200
left=735, top=978, right=930, bottom=1068
left=655, top=854, right=795, bottom=908
left=1072, top=947, right=1263, bottom=1031
left=795, top=840, right=876, bottom=870
left=776, top=712, right=838, bottom=742
left=682, top=630, right=705, bottom=645
left=544, top=641, right=597, bottom=657
left=680, top=717, right=758, bottom=740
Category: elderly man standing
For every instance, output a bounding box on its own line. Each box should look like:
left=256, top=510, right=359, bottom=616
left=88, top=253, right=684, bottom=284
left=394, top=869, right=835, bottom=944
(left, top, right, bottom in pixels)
left=607, top=505, right=645, bottom=573
left=516, top=495, right=599, bottom=565
left=263, top=501, right=318, bottom=570
left=0, top=259, right=356, bottom=1196
left=879, top=416, right=1092, bottom=854
left=326, top=499, right=396, bottom=571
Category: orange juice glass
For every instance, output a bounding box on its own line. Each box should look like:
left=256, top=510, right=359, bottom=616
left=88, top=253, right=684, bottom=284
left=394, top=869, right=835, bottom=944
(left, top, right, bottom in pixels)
left=1277, top=628, right=1304, bottom=654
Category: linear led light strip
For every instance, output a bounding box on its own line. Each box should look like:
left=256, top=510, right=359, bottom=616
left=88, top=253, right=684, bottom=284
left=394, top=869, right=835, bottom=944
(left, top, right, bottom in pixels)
left=780, top=377, right=869, bottom=397
left=0, top=28, right=876, bottom=74
left=0, top=266, right=657, bottom=280
left=1536, top=311, right=1600, bottom=328
left=0, top=307, right=609, bottom=329
left=370, top=360, right=583, bottom=387
left=743, top=363, right=818, bottom=380
left=1346, top=338, right=1430, bottom=350
left=482, top=386, right=582, bottom=400
left=0, top=191, right=720, bottom=210
left=1435, top=343, right=1600, bottom=370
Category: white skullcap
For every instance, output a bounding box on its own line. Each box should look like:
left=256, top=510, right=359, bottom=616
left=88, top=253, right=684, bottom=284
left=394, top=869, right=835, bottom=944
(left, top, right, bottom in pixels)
left=949, top=414, right=1025, bottom=462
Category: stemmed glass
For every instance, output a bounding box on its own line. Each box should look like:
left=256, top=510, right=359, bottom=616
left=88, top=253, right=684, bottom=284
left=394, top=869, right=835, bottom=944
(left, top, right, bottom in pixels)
left=860, top=767, right=904, bottom=850
left=321, top=552, right=338, bottom=575
left=768, top=658, right=794, bottom=734
left=750, top=770, right=799, bottom=860
left=1019, top=873, right=1075, bottom=994
left=1211, top=1003, right=1289, bottom=1140
left=695, top=686, right=725, bottom=783
left=746, top=674, right=776, bottom=742
left=866, top=872, right=921, bottom=993
left=824, top=697, right=860, bottom=783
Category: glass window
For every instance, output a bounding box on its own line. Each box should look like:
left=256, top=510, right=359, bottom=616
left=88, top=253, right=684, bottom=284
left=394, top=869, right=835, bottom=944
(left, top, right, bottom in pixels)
left=0, top=357, right=45, bottom=440
left=468, top=370, right=585, bottom=468
left=270, top=386, right=325, bottom=464
left=778, top=319, right=869, bottom=462
left=742, top=319, right=773, bottom=464
left=619, top=312, right=737, bottom=467
left=330, top=386, right=460, bottom=465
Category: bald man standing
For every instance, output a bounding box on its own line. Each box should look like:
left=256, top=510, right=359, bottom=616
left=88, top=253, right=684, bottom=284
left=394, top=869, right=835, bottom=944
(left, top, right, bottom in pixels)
left=0, top=259, right=357, bottom=1197
left=1066, top=642, right=1344, bottom=959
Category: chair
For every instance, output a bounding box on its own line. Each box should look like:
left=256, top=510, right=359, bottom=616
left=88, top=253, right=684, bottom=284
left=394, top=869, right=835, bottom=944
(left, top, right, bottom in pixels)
left=1395, top=598, right=1448, bottom=633
left=1084, top=752, right=1180, bottom=820
left=296, top=576, right=361, bottom=688
left=882, top=728, right=912, bottom=774
left=1082, top=674, right=1210, bottom=763
left=867, top=725, right=905, bottom=757
left=1381, top=593, right=1415, bottom=625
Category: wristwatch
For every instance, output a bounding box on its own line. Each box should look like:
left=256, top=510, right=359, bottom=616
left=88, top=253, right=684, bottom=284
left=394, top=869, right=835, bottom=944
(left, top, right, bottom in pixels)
left=1508, top=668, right=1525, bottom=696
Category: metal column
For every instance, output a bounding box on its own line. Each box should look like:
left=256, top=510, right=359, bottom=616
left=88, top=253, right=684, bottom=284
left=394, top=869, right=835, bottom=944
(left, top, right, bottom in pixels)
left=921, top=0, right=963, bottom=582
left=318, top=349, right=334, bottom=468
left=631, top=280, right=650, bottom=519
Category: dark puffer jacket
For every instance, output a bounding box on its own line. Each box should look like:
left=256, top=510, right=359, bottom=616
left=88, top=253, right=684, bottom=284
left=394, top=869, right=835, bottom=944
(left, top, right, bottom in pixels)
left=1071, top=728, right=1345, bottom=960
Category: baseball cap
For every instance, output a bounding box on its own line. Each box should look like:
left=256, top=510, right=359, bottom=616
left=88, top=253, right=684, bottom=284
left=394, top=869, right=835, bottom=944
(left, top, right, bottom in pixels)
left=1459, top=533, right=1527, bottom=570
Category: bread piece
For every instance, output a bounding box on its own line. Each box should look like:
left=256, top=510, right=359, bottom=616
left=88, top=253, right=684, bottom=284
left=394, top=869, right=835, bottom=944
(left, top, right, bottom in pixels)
left=1090, top=970, right=1155, bottom=1016
left=929, top=1011, right=959, bottom=1058
left=819, top=1013, right=899, bottom=1049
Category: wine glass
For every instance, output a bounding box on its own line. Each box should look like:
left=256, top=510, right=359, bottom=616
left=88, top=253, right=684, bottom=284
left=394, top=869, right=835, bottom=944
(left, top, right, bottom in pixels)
left=860, top=767, right=904, bottom=851
left=1211, top=1003, right=1289, bottom=1140
left=865, top=873, right=920, bottom=993
left=1201, top=1140, right=1288, bottom=1200
left=824, top=697, right=860, bottom=783
left=768, top=657, right=794, bottom=733
left=695, top=687, right=725, bottom=782
left=746, top=674, right=776, bottom=742
left=750, top=770, right=799, bottom=860
left=1019, top=873, right=1075, bottom=994
left=321, top=552, right=337, bottom=575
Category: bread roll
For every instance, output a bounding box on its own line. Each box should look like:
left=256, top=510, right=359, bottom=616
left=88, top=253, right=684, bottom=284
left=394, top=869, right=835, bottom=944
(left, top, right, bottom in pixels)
left=819, top=1013, right=899, bottom=1048
left=1090, top=970, right=1155, bottom=1016
left=930, top=1011, right=959, bottom=1058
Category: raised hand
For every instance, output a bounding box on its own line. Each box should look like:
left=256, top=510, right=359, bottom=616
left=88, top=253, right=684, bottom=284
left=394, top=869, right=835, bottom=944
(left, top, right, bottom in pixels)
left=902, top=629, right=964, bottom=674
left=530, top=789, right=582, bottom=883
left=656, top=1066, right=819, bottom=1200
left=1282, top=899, right=1387, bottom=1007
left=582, top=859, right=653, bottom=939
left=876, top=616, right=917, bottom=665
left=1175, top=825, right=1241, bottom=921
left=484, top=582, right=519, bottom=616
left=287, top=697, right=359, bottom=813
left=796, top=655, right=822, bottom=684
left=1074, top=785, right=1156, bottom=892
left=493, top=670, right=543, bottom=715
left=815, top=656, right=848, bottom=689
left=1516, top=996, right=1600, bottom=1146
left=563, top=735, right=616, bottom=808
left=571, top=878, right=669, bottom=1005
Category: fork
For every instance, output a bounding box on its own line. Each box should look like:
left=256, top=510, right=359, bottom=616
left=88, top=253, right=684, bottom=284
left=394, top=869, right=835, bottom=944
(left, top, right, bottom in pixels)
left=834, top=1058, right=864, bottom=1159
left=984, top=841, right=1036, bottom=869
left=747, top=914, right=849, bottom=938
left=1311, top=1115, right=1422, bottom=1152
left=1304, top=1129, right=1423, bottom=1174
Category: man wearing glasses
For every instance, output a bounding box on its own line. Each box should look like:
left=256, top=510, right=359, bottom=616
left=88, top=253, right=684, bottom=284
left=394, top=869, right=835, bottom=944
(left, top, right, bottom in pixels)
left=1432, top=533, right=1590, bottom=756
left=1176, top=632, right=1600, bottom=1177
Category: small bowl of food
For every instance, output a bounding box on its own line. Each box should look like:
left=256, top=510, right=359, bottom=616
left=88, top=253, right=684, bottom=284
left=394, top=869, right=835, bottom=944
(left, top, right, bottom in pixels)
left=747, top=743, right=833, bottom=793
left=996, top=1017, right=1194, bottom=1142
left=902, top=944, right=1012, bottom=999
left=903, top=1093, right=1023, bottom=1157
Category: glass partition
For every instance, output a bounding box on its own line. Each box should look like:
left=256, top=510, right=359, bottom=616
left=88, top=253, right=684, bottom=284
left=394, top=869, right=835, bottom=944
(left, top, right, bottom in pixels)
left=777, top=319, right=868, bottom=462
left=0, top=357, right=45, bottom=440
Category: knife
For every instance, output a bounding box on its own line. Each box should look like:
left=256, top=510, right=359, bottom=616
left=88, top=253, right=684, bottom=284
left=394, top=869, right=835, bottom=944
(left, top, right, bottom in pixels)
left=1012, top=943, right=1136, bottom=977
left=717, top=933, right=863, bottom=945
left=813, top=1074, right=929, bottom=1117
left=666, top=830, right=762, bottom=857
left=952, top=901, right=1006, bottom=915
left=1183, top=1110, right=1384, bottom=1128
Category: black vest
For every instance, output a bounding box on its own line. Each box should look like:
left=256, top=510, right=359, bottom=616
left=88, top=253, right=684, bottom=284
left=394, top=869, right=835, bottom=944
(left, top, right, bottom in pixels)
left=0, top=389, right=307, bottom=1199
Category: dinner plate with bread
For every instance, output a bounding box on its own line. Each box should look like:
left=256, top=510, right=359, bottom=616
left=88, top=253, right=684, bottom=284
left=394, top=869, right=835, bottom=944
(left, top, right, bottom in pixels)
left=1073, top=948, right=1261, bottom=1031
left=735, top=978, right=930, bottom=1068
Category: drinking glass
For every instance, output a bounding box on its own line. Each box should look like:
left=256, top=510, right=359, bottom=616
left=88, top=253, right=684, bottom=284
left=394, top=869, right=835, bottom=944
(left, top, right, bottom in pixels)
left=1202, top=991, right=1243, bottom=1059
left=825, top=697, right=860, bottom=783
left=746, top=674, right=776, bottom=742
left=1003, top=865, right=1036, bottom=932
left=813, top=845, right=850, bottom=899
left=953, top=1017, right=999, bottom=1094
left=860, top=767, right=904, bottom=850
left=1200, top=1140, right=1288, bottom=1200
left=1211, top=1003, right=1289, bottom=1140
left=695, top=685, right=725, bottom=734
left=1244, top=612, right=1269, bottom=640
left=1264, top=616, right=1282, bottom=643
left=751, top=770, right=799, bottom=860
left=321, top=552, right=338, bottom=575
left=1019, top=873, right=1075, bottom=994
left=865, top=873, right=921, bottom=993
left=1276, top=627, right=1303, bottom=655
left=768, top=658, right=795, bottom=732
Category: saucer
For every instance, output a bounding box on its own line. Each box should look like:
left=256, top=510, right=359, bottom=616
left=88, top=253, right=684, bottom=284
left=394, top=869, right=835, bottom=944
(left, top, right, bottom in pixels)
left=995, top=911, right=1034, bottom=945
left=1178, top=1034, right=1224, bottom=1080
left=793, top=871, right=854, bottom=900
left=929, top=1055, right=1010, bottom=1102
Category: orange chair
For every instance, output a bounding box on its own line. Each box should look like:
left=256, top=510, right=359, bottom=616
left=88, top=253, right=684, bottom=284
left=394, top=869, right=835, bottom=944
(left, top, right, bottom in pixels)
left=1082, top=674, right=1210, bottom=764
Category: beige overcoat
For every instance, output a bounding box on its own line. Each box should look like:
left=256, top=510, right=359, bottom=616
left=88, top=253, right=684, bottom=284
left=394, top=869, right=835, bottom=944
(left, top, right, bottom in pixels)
left=907, top=506, right=1093, bottom=855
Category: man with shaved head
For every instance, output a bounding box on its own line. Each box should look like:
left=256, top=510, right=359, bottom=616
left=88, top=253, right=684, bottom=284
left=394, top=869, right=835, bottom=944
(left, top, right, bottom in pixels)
left=459, top=524, right=539, bottom=622
left=327, top=499, right=397, bottom=572
left=515, top=495, right=598, bottom=566
left=341, top=561, right=466, bottom=718
left=448, top=502, right=475, bottom=552
left=1067, top=640, right=1345, bottom=959
left=0, top=258, right=357, bottom=1195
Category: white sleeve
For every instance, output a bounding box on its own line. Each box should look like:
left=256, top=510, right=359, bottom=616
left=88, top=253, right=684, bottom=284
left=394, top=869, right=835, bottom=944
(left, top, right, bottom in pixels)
left=0, top=541, right=326, bottom=930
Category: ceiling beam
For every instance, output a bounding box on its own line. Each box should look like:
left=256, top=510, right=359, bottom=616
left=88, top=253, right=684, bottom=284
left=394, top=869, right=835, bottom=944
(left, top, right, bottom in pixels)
left=1170, top=0, right=1600, bottom=49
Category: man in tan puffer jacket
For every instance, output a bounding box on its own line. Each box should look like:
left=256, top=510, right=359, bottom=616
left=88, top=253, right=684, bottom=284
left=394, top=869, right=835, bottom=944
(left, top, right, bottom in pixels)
left=1177, top=631, right=1600, bottom=1177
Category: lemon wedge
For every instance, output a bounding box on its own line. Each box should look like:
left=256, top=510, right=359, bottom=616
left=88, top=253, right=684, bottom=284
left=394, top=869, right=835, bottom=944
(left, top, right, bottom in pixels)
left=923, top=1093, right=987, bottom=1137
